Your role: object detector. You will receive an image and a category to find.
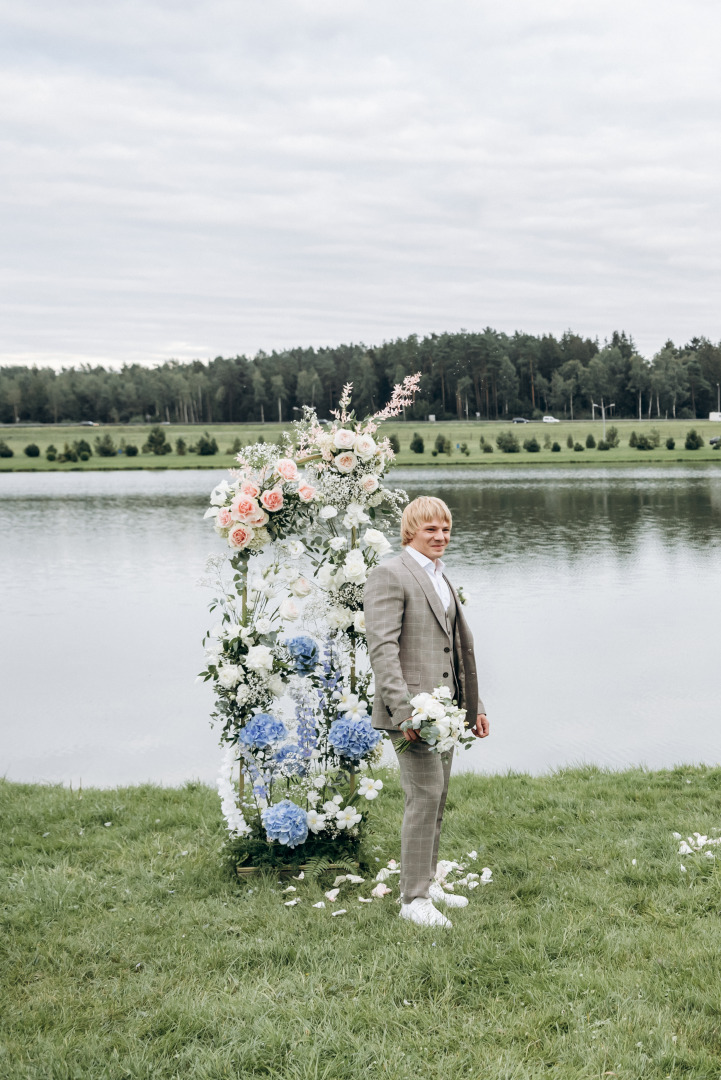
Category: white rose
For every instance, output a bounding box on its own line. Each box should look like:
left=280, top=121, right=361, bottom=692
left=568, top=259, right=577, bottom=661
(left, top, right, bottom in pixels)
left=204, top=639, right=223, bottom=658
left=333, top=428, right=357, bottom=450
left=319, top=505, right=338, bottom=520
left=329, top=536, right=347, bottom=551
left=217, top=664, right=241, bottom=688
left=328, top=606, right=354, bottom=630
left=240, top=627, right=255, bottom=644
left=287, top=539, right=305, bottom=558
left=255, top=616, right=272, bottom=634
left=280, top=565, right=300, bottom=583
left=353, top=611, right=366, bottom=634
left=363, top=528, right=391, bottom=556
left=343, top=549, right=367, bottom=585
left=279, top=597, right=300, bottom=621
left=354, top=434, right=377, bottom=460
left=267, top=673, right=285, bottom=696
left=334, top=451, right=357, bottom=474
left=360, top=474, right=380, bottom=494
left=316, top=565, right=334, bottom=588
left=245, top=644, right=274, bottom=673
left=290, top=576, right=312, bottom=598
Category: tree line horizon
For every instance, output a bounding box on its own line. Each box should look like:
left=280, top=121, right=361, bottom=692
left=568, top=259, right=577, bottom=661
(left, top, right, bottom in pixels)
left=2, top=328, right=721, bottom=426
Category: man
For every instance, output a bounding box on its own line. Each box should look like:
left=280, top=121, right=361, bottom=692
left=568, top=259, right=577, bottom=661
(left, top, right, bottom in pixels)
left=363, top=495, right=489, bottom=929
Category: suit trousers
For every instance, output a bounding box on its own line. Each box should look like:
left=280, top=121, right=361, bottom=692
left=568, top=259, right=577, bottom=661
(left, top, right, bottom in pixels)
left=390, top=733, right=454, bottom=902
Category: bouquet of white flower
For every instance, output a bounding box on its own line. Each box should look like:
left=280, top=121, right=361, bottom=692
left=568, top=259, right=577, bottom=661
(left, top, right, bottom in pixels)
left=399, top=686, right=474, bottom=754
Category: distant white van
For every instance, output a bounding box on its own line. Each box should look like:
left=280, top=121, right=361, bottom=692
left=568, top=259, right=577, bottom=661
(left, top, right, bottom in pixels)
left=542, top=416, right=560, bottom=423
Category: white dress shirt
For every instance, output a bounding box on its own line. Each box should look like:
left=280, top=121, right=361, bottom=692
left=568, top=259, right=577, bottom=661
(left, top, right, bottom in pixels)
left=405, top=544, right=451, bottom=610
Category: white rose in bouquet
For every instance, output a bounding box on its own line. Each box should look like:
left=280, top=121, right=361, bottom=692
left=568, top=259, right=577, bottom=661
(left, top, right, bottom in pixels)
left=245, top=644, right=274, bottom=673
left=329, top=536, right=347, bottom=551
left=267, top=673, right=285, bottom=696
left=255, top=616, right=272, bottom=634
left=353, top=611, right=366, bottom=634
left=354, top=434, right=377, bottom=460
left=363, top=528, right=391, bottom=556
left=319, top=505, right=338, bottom=520
left=343, top=549, right=367, bottom=584
left=334, top=451, right=357, bottom=474
left=289, top=576, right=312, bottom=598
left=343, top=503, right=370, bottom=529
left=279, top=597, right=300, bottom=621
left=333, top=428, right=357, bottom=450
left=217, top=664, right=241, bottom=688
left=360, top=474, right=380, bottom=494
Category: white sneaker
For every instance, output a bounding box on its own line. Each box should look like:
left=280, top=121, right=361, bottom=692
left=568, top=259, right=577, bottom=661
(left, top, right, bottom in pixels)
left=429, top=881, right=469, bottom=909
left=399, top=897, right=453, bottom=929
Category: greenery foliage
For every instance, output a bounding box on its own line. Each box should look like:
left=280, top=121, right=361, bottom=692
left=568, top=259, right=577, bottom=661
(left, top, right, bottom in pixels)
left=142, top=426, right=172, bottom=455
left=551, top=441, right=561, bottom=451
left=388, top=433, right=401, bottom=455
left=94, top=433, right=116, bottom=457
left=409, top=431, right=424, bottom=453
left=195, top=431, right=219, bottom=456
left=125, top=444, right=139, bottom=457
left=666, top=436, right=675, bottom=450
left=522, top=436, right=540, bottom=452
left=496, top=430, right=520, bottom=453
left=23, top=443, right=39, bottom=457
left=685, top=428, right=704, bottom=450
left=585, top=433, right=596, bottom=448
left=0, top=439, right=13, bottom=457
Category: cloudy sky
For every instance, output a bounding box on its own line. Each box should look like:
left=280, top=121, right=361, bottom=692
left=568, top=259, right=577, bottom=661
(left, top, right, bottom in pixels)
left=2, top=0, right=720, bottom=368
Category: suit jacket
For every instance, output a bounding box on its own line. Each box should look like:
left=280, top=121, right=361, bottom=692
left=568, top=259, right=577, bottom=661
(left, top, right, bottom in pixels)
left=363, top=547, right=484, bottom=731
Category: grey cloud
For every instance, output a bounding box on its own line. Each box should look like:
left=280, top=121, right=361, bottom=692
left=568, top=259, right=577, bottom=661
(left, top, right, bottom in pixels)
left=1, top=0, right=720, bottom=367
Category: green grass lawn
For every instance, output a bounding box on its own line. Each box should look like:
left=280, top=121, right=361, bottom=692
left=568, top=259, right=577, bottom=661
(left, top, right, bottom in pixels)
left=2, top=419, right=721, bottom=471
left=2, top=766, right=721, bottom=1078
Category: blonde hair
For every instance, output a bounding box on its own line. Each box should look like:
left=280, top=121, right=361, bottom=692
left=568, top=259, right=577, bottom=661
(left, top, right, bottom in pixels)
left=401, top=496, right=452, bottom=546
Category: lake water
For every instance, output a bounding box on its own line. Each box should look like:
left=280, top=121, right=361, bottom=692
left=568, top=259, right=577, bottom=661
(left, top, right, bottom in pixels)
left=1, top=466, right=720, bottom=786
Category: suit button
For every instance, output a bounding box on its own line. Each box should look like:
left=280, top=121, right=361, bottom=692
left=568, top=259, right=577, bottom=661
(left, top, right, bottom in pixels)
left=444, top=646, right=450, bottom=653
left=443, top=672, right=449, bottom=679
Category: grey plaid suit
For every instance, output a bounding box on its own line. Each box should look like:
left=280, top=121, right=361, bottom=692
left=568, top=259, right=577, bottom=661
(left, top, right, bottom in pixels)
left=364, top=548, right=485, bottom=901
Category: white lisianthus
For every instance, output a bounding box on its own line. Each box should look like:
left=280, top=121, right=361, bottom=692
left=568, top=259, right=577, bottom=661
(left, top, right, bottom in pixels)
left=319, top=505, right=338, bottom=520
left=306, top=790, right=320, bottom=807
left=290, top=576, right=312, bottom=598
left=327, top=605, right=354, bottom=630
left=240, top=627, right=255, bottom=644
left=312, top=774, right=327, bottom=789
left=323, top=799, right=340, bottom=814
left=204, top=505, right=219, bottom=519
left=255, top=616, right=272, bottom=634
left=336, top=806, right=362, bottom=829
left=353, top=611, right=366, bottom=634
left=217, top=664, right=241, bottom=688
left=333, top=428, right=357, bottom=450
left=223, top=622, right=243, bottom=639
left=287, top=539, right=305, bottom=558
left=328, top=536, right=347, bottom=551
left=279, top=597, right=300, bottom=621
left=210, top=480, right=231, bottom=506
left=204, top=639, right=223, bottom=659
left=363, top=528, right=391, bottom=556
left=306, top=810, right=327, bottom=834
left=353, top=434, right=377, bottom=460
left=280, top=565, right=301, bottom=584
left=343, top=549, right=367, bottom=584
left=334, top=451, right=357, bottom=474
left=245, top=644, right=274, bottom=673
left=342, top=503, right=370, bottom=529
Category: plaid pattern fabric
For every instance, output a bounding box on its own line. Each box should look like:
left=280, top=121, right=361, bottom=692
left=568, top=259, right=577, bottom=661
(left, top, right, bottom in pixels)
left=389, top=732, right=454, bottom=901
left=364, top=548, right=483, bottom=731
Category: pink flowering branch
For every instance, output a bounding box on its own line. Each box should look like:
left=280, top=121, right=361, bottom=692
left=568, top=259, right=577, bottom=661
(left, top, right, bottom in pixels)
left=371, top=373, right=422, bottom=422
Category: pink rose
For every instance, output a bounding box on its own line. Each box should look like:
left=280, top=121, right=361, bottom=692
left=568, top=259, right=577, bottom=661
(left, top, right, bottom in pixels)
left=216, top=507, right=233, bottom=528
left=260, top=488, right=284, bottom=512
left=297, top=483, right=316, bottom=503
left=239, top=480, right=260, bottom=499
left=276, top=458, right=298, bottom=482
left=227, top=523, right=254, bottom=550
left=334, top=451, right=357, bottom=474
left=230, top=494, right=260, bottom=522
left=247, top=506, right=269, bottom=526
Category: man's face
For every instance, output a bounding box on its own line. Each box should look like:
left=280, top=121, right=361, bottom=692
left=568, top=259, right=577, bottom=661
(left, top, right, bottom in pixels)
left=408, top=516, right=451, bottom=561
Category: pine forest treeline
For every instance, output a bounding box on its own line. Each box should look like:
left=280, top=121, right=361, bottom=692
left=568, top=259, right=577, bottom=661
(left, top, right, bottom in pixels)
left=2, top=329, right=721, bottom=425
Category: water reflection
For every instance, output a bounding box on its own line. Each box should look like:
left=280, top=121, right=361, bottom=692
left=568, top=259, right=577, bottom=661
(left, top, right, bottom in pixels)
left=1, top=467, right=719, bottom=785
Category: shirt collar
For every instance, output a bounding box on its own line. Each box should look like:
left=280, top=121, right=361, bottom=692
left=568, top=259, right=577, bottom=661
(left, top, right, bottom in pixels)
left=405, top=544, right=445, bottom=576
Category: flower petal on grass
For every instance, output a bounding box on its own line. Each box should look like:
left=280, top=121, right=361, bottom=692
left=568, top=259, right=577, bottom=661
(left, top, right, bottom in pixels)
left=370, top=883, right=392, bottom=898
left=332, top=876, right=347, bottom=887
left=325, top=888, right=340, bottom=902
left=312, top=901, right=326, bottom=908
left=331, top=908, right=347, bottom=917
left=284, top=899, right=300, bottom=906
left=358, top=897, right=373, bottom=903
left=283, top=886, right=296, bottom=893
left=346, top=874, right=365, bottom=884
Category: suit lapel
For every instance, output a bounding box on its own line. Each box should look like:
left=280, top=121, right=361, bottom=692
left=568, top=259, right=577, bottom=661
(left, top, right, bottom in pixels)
left=400, top=548, right=450, bottom=635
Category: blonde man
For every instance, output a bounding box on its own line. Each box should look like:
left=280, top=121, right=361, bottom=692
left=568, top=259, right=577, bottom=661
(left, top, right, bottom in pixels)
left=364, top=496, right=489, bottom=929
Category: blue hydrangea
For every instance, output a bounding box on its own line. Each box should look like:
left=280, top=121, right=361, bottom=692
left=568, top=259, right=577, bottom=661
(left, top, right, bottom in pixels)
left=238, top=713, right=286, bottom=750
left=328, top=714, right=381, bottom=762
left=285, top=635, right=319, bottom=675
left=262, top=799, right=309, bottom=848
left=273, top=742, right=301, bottom=764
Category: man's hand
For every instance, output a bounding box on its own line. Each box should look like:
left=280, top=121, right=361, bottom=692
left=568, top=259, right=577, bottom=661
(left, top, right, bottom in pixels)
left=472, top=713, right=489, bottom=738
left=403, top=727, right=420, bottom=741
